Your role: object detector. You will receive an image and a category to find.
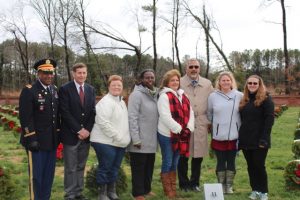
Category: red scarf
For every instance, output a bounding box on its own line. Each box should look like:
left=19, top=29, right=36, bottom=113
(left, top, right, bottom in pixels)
left=166, top=91, right=191, bottom=157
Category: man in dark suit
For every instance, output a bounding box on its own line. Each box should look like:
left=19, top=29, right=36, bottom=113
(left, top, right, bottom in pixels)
left=59, top=63, right=96, bottom=200
left=19, top=58, right=59, bottom=200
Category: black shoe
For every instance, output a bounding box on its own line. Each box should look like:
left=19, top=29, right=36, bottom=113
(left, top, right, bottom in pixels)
left=191, top=185, right=201, bottom=192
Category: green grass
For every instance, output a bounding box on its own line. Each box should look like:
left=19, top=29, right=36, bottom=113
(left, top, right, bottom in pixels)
left=0, top=107, right=300, bottom=200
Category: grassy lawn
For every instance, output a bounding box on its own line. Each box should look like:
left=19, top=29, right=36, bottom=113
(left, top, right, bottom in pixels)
left=0, top=107, right=300, bottom=200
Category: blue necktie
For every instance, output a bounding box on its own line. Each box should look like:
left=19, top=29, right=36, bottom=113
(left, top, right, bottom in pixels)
left=192, top=80, right=198, bottom=87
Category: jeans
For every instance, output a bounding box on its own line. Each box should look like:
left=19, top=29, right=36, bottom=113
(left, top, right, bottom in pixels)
left=158, top=133, right=180, bottom=173
left=214, top=150, right=237, bottom=172
left=91, top=142, right=125, bottom=184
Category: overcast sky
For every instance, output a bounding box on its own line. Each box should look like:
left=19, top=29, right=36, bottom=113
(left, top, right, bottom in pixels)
left=0, top=0, right=299, bottom=62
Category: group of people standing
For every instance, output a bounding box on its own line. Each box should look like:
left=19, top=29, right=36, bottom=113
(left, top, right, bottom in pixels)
left=19, top=57, right=274, bottom=200
left=19, top=61, right=96, bottom=200
left=207, top=72, right=274, bottom=200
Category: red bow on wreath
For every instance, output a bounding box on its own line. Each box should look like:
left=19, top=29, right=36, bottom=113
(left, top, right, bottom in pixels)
left=295, top=164, right=300, bottom=178
left=0, top=168, right=4, bottom=177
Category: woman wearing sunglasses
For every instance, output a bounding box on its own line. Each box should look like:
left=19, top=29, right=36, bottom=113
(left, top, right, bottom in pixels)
left=238, top=75, right=274, bottom=200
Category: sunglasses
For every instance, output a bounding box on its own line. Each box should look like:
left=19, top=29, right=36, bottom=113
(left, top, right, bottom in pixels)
left=188, top=65, right=199, bottom=69
left=247, top=82, right=258, bottom=85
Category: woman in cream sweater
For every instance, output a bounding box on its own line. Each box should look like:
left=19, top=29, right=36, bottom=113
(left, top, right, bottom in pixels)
left=90, top=75, right=130, bottom=200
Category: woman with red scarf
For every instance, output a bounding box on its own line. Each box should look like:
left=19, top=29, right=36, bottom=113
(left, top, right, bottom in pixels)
left=157, top=69, right=194, bottom=198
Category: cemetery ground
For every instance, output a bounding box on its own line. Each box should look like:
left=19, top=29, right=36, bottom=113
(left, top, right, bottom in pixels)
left=0, top=107, right=300, bottom=200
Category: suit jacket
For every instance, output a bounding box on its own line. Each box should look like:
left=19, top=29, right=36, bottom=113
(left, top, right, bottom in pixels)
left=59, top=81, right=96, bottom=145
left=19, top=80, right=59, bottom=151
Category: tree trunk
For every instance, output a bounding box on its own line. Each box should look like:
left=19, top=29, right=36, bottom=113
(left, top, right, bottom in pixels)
left=76, top=0, right=106, bottom=93
left=135, top=50, right=142, bottom=79
left=152, top=0, right=157, bottom=74
left=174, top=0, right=182, bottom=74
left=63, top=30, right=71, bottom=81
left=171, top=0, right=176, bottom=68
left=280, top=0, right=290, bottom=94
left=13, top=34, right=31, bottom=83
left=184, top=3, right=233, bottom=72
left=203, top=5, right=210, bottom=78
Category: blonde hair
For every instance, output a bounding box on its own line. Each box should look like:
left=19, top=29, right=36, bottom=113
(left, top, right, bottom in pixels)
left=160, top=69, right=181, bottom=89
left=108, top=75, right=123, bottom=86
left=239, top=75, right=267, bottom=109
left=215, top=71, right=237, bottom=91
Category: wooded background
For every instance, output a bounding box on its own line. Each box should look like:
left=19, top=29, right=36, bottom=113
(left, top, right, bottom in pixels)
left=0, top=0, right=299, bottom=96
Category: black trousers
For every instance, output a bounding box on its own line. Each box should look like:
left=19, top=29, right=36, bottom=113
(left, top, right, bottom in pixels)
left=129, top=152, right=155, bottom=197
left=177, top=156, right=203, bottom=188
left=242, top=149, right=269, bottom=193
left=214, top=150, right=237, bottom=172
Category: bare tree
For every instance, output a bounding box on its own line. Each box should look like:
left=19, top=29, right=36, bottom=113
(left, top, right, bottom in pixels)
left=30, top=0, right=58, bottom=59
left=203, top=4, right=210, bottom=78
left=1, top=3, right=31, bottom=83
left=161, top=0, right=182, bottom=71
left=183, top=1, right=233, bottom=72
left=74, top=0, right=91, bottom=59
left=261, top=0, right=290, bottom=94
left=74, top=0, right=107, bottom=90
left=171, top=0, right=176, bottom=68
left=142, top=0, right=158, bottom=73
left=152, top=0, right=158, bottom=73
left=57, top=0, right=77, bottom=81
left=30, top=0, right=59, bottom=84
left=174, top=0, right=182, bottom=73
left=86, top=18, right=150, bottom=78
left=280, top=0, right=290, bottom=94
left=160, top=0, right=176, bottom=68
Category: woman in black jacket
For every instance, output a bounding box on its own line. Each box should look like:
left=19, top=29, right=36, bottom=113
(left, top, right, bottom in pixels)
left=239, top=75, right=274, bottom=200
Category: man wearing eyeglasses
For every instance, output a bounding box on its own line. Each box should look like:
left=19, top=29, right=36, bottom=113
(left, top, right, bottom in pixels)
left=179, top=58, right=213, bottom=192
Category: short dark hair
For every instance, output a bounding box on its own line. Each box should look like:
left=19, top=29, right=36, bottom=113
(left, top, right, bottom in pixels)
left=139, top=69, right=155, bottom=79
left=72, top=63, right=87, bottom=72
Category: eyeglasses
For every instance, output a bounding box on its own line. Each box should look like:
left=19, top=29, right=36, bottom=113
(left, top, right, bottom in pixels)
left=247, top=82, right=258, bottom=85
left=188, top=65, right=199, bottom=69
